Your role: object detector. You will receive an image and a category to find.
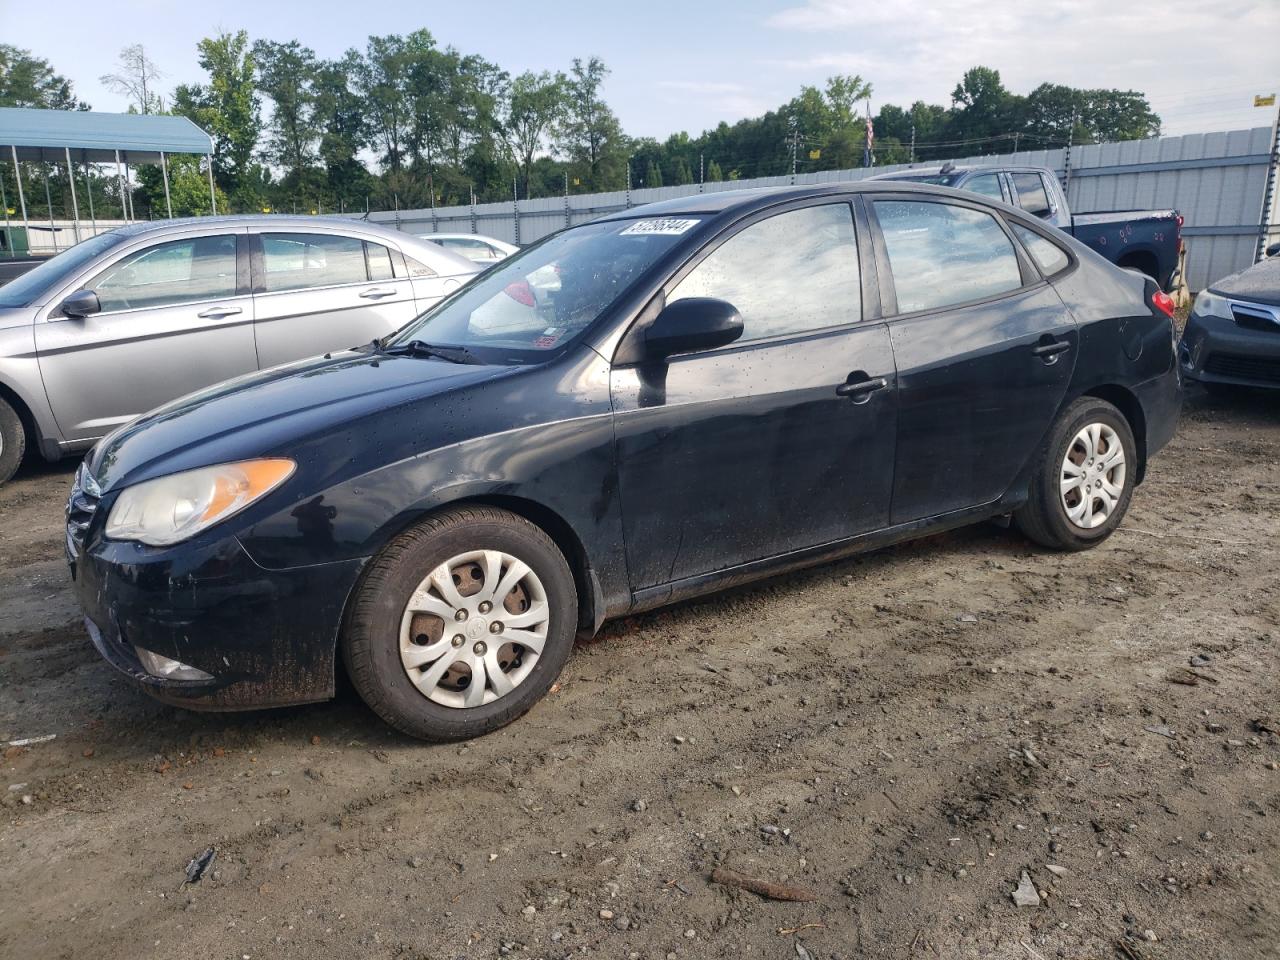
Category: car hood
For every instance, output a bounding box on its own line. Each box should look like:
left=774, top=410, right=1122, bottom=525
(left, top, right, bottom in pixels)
left=89, top=349, right=512, bottom=492
left=1209, top=257, right=1280, bottom=306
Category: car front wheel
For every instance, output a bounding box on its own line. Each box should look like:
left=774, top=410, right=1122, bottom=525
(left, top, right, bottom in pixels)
left=342, top=506, right=578, bottom=741
left=0, top=397, right=26, bottom=486
left=1014, top=397, right=1136, bottom=551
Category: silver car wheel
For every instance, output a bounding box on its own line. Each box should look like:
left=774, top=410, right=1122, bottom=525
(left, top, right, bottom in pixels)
left=399, top=549, right=549, bottom=709
left=1060, top=422, right=1127, bottom=530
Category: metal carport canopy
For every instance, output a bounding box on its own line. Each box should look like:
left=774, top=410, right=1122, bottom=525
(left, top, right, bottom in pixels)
left=0, top=107, right=213, bottom=163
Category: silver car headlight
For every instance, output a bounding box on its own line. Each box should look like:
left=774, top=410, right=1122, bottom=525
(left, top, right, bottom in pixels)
left=105, top=459, right=295, bottom=546
left=1192, top=290, right=1232, bottom=320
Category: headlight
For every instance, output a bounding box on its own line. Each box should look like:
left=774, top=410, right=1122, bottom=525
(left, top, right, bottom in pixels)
left=105, top=459, right=295, bottom=546
left=1192, top=290, right=1232, bottom=320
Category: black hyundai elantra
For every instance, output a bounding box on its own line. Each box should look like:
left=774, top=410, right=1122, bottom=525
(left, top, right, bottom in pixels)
left=67, top=182, right=1181, bottom=741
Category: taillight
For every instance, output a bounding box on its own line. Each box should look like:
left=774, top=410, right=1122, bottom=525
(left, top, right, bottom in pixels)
left=1151, top=289, right=1176, bottom=318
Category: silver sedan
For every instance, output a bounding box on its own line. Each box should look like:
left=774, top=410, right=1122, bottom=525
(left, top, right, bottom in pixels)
left=0, top=216, right=478, bottom=483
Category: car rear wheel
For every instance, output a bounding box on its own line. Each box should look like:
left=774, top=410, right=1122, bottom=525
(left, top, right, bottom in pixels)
left=0, top=397, right=26, bottom=486
left=1014, top=397, right=1136, bottom=551
left=342, top=506, right=577, bottom=741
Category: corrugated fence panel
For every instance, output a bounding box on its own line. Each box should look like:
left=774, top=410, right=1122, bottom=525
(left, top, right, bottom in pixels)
left=358, top=126, right=1277, bottom=290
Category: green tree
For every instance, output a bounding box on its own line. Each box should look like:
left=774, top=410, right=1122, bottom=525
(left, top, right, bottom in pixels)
left=174, top=31, right=262, bottom=207
left=253, top=39, right=320, bottom=202
left=505, top=71, right=566, bottom=199
left=671, top=156, right=693, bottom=185
left=949, top=66, right=1022, bottom=149
left=136, top=153, right=226, bottom=216
left=556, top=57, right=626, bottom=190
left=0, top=44, right=88, bottom=109
left=706, top=159, right=724, bottom=183
left=643, top=159, right=663, bottom=188
left=313, top=52, right=372, bottom=209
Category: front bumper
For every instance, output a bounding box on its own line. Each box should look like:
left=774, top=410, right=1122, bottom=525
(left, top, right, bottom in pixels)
left=1179, top=307, right=1280, bottom=389
left=71, top=524, right=365, bottom=711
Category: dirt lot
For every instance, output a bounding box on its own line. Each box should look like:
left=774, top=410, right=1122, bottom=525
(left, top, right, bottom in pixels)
left=0, top=387, right=1276, bottom=960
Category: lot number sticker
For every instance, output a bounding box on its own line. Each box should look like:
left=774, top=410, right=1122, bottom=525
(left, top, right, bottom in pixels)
left=619, top=218, right=700, bottom=236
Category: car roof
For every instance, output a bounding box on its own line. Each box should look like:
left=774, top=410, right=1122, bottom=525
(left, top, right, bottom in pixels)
left=870, top=164, right=1052, bottom=180
left=596, top=180, right=975, bottom=221
left=100, top=215, right=477, bottom=274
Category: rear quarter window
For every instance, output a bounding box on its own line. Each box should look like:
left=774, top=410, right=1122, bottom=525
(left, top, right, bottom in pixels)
left=1011, top=224, right=1070, bottom=276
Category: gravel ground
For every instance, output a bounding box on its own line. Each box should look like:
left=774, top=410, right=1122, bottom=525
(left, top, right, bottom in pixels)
left=0, top=387, right=1277, bottom=960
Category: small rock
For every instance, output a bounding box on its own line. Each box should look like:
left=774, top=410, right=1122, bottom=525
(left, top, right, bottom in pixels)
left=599, top=909, right=614, bottom=921
left=1189, top=654, right=1211, bottom=668
left=1011, top=870, right=1041, bottom=907
left=1045, top=864, right=1067, bottom=877
left=550, top=930, right=563, bottom=942
left=613, top=916, right=630, bottom=930
left=957, top=614, right=978, bottom=624
left=760, top=824, right=780, bottom=835
left=521, top=905, right=537, bottom=917
left=631, top=799, right=647, bottom=813
left=407, top=856, right=423, bottom=869
left=20, top=794, right=33, bottom=805
left=730, top=786, right=742, bottom=797
left=1200, top=830, right=1214, bottom=841
left=1144, top=930, right=1158, bottom=942
left=954, top=868, right=967, bottom=879
left=673, top=736, right=685, bottom=744
left=684, top=928, right=697, bottom=938
left=488, top=852, right=499, bottom=862
left=1144, top=725, right=1176, bottom=739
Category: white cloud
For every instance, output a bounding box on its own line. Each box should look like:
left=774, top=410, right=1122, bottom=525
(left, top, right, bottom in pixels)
left=654, top=80, right=777, bottom=122
left=762, top=0, right=1280, bottom=135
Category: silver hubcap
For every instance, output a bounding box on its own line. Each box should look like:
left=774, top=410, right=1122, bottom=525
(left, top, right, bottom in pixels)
left=399, top=550, right=549, bottom=709
left=1060, top=422, right=1126, bottom=529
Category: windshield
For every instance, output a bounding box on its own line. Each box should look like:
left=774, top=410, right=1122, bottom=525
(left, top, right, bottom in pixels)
left=0, top=233, right=125, bottom=308
left=389, top=217, right=701, bottom=363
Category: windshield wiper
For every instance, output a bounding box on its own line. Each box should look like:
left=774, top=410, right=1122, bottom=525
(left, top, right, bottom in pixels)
left=377, top=339, right=484, bottom=365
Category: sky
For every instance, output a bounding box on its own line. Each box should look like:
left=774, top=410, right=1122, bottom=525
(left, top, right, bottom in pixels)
left=3, top=0, right=1278, bottom=142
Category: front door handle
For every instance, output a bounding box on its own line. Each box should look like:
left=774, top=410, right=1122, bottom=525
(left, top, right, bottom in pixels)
left=835, top=376, right=888, bottom=402
left=359, top=287, right=397, bottom=300
left=1031, top=338, right=1072, bottom=360
left=197, top=305, right=243, bottom=319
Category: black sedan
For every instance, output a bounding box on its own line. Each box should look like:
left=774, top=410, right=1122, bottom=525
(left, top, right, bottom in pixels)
left=67, top=182, right=1182, bottom=741
left=1179, top=242, right=1280, bottom=390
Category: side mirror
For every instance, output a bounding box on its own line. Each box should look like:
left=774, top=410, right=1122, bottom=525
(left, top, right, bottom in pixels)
left=1267, top=241, right=1280, bottom=259
left=61, top=289, right=101, bottom=319
left=644, top=297, right=744, bottom=360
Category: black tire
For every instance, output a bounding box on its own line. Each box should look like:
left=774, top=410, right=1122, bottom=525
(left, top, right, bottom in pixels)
left=0, top=397, right=26, bottom=486
left=1014, top=397, right=1137, bottom=551
left=342, top=506, right=577, bottom=742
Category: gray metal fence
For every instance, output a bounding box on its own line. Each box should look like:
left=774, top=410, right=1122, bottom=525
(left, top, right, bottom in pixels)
left=359, top=125, right=1280, bottom=292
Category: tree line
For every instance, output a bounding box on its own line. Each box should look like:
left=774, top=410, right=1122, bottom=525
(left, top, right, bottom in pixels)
left=0, top=36, right=1161, bottom=223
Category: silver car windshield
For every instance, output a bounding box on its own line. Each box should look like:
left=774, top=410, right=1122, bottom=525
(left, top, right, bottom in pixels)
left=0, top=233, right=125, bottom=308
left=389, top=217, right=700, bottom=363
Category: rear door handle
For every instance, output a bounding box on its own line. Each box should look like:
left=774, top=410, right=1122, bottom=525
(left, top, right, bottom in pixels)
left=835, top=376, right=888, bottom=401
left=359, top=287, right=397, bottom=300
left=197, top=305, right=243, bottom=319
left=1031, top=339, right=1071, bottom=360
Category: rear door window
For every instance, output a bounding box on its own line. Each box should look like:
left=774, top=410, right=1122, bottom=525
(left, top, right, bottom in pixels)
left=89, top=235, right=238, bottom=312
left=963, top=174, right=1004, bottom=201
left=874, top=200, right=1023, bottom=313
left=366, top=242, right=395, bottom=281
left=669, top=203, right=861, bottom=341
left=260, top=233, right=368, bottom=292
left=1010, top=173, right=1052, bottom=218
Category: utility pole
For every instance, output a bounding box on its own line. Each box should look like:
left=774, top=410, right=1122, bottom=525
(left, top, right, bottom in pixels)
left=909, top=124, right=916, bottom=164
left=789, top=117, right=798, bottom=184
left=1013, top=132, right=1021, bottom=154
left=512, top=177, right=520, bottom=245
left=625, top=160, right=632, bottom=209
left=564, top=171, right=570, bottom=228
left=699, top=152, right=704, bottom=193
left=469, top=186, right=477, bottom=235
left=1063, top=110, right=1078, bottom=197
